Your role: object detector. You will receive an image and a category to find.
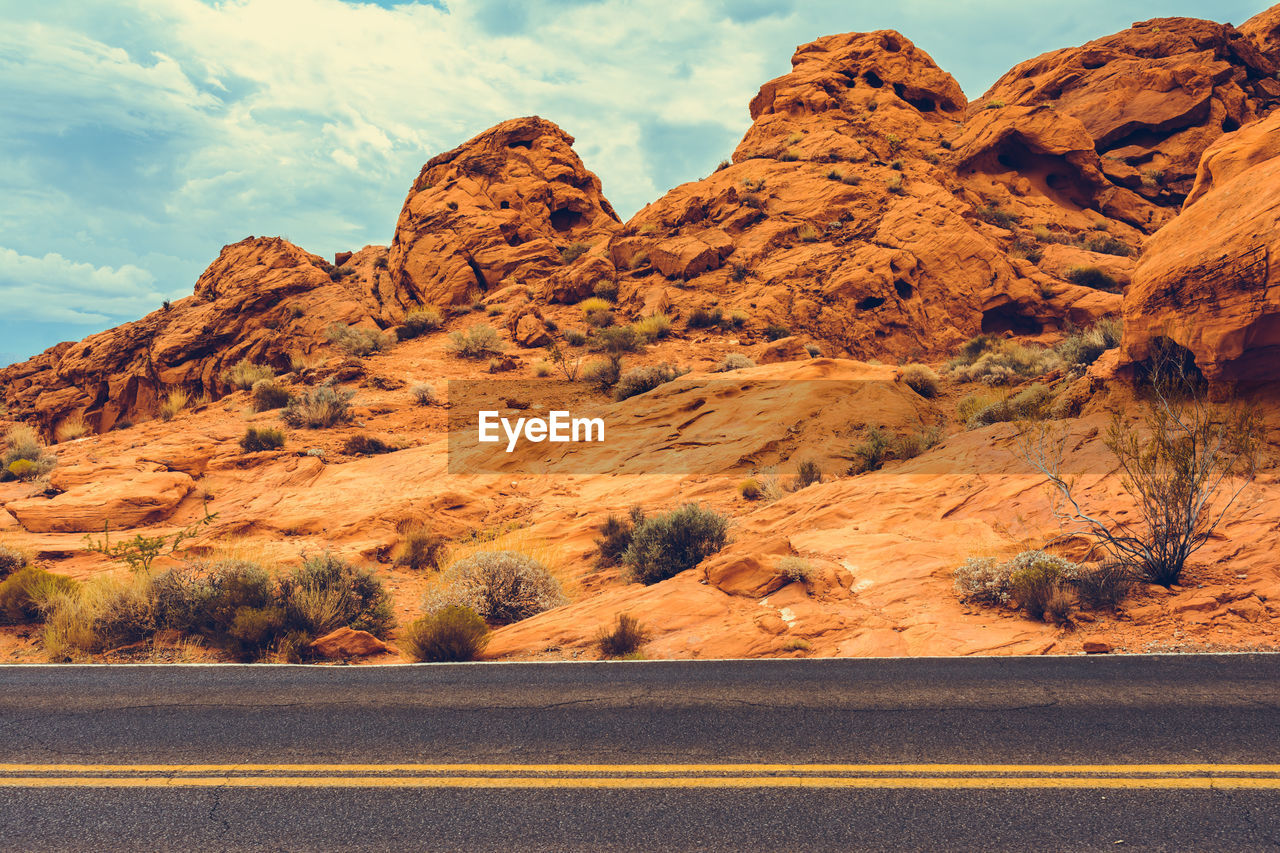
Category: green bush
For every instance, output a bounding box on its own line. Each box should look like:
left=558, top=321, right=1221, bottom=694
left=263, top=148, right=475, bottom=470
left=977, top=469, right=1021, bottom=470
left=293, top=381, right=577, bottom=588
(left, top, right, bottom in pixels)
left=280, top=553, right=395, bottom=638
left=593, top=280, right=619, bottom=301
left=597, top=613, right=647, bottom=658
left=395, top=527, right=448, bottom=571
left=623, top=504, right=730, bottom=585
left=687, top=306, right=723, bottom=329
left=594, top=325, right=644, bottom=354
left=968, top=383, right=1053, bottom=427
left=327, top=324, right=394, bottom=356
left=241, top=426, right=286, bottom=452
left=582, top=357, right=621, bottom=392
left=343, top=434, right=394, bottom=455
left=635, top=313, right=672, bottom=342
left=564, top=328, right=588, bottom=346
left=615, top=364, right=680, bottom=401
left=764, top=323, right=791, bottom=341
left=1065, top=266, right=1120, bottom=292
left=282, top=384, right=353, bottom=428
left=1069, top=562, right=1134, bottom=610
left=0, top=567, right=77, bottom=624
left=738, top=478, right=763, bottom=500
left=1, top=424, right=55, bottom=482
left=950, top=340, right=1058, bottom=385
left=953, top=550, right=1079, bottom=622
left=447, top=324, right=506, bottom=358
left=426, top=551, right=566, bottom=625
left=851, top=426, right=892, bottom=473
left=1083, top=234, right=1132, bottom=257
left=251, top=378, right=293, bottom=412
left=400, top=307, right=444, bottom=339
left=594, top=508, right=645, bottom=568
left=223, top=360, right=274, bottom=392
left=901, top=364, right=940, bottom=398
left=794, top=459, right=822, bottom=489
left=1055, top=318, right=1121, bottom=369
left=226, top=606, right=286, bottom=660
left=404, top=605, right=490, bottom=662
left=560, top=242, right=591, bottom=264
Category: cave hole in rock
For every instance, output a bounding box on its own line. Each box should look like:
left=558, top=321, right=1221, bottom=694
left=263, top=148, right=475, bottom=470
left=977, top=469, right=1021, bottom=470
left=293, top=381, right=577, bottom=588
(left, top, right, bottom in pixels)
left=894, top=280, right=914, bottom=299
left=499, top=200, right=510, bottom=209
left=507, top=139, right=533, bottom=149
left=856, top=295, right=886, bottom=310
left=981, top=306, right=1042, bottom=335
left=864, top=70, right=884, bottom=88
left=839, top=70, right=858, bottom=88
left=549, top=208, right=584, bottom=232
left=1222, top=117, right=1240, bottom=133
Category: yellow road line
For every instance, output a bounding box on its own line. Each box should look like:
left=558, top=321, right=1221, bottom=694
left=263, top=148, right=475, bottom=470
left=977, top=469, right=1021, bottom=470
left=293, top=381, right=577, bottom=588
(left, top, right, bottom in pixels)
left=0, top=776, right=1279, bottom=789
left=2, top=763, right=1280, bottom=775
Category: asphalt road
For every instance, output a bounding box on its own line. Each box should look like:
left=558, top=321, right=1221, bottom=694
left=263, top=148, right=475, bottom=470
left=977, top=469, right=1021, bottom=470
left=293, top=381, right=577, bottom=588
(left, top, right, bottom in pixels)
left=1, top=655, right=1279, bottom=851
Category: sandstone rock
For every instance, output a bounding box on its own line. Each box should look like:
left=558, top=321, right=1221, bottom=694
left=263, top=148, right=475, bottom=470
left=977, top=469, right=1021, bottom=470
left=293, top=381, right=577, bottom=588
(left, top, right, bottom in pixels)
left=514, top=314, right=551, bottom=348
left=1122, top=127, right=1280, bottom=386
left=309, top=627, right=392, bottom=659
left=1082, top=638, right=1113, bottom=654
left=386, top=117, right=620, bottom=307
left=1184, top=110, right=1280, bottom=207
left=5, top=470, right=194, bottom=533
left=1243, top=5, right=1280, bottom=60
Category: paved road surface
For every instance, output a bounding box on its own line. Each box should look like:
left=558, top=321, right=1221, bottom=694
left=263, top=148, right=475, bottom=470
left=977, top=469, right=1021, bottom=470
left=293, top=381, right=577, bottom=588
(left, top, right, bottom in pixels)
left=1, top=655, right=1279, bottom=851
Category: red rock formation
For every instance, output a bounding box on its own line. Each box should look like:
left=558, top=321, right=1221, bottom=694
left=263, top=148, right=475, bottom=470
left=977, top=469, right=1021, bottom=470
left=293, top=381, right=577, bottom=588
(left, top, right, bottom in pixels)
left=1123, top=111, right=1280, bottom=386
left=1243, top=4, right=1280, bottom=60
left=980, top=16, right=1279, bottom=208
left=387, top=116, right=620, bottom=307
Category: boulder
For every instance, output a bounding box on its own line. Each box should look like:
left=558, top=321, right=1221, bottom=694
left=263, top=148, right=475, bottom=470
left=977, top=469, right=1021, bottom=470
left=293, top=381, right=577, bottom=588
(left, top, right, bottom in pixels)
left=309, top=627, right=393, bottom=659
left=5, top=470, right=194, bottom=533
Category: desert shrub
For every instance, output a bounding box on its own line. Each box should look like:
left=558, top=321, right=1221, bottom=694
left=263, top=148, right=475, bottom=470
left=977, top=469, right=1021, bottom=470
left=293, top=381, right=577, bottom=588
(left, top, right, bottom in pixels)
left=629, top=250, right=651, bottom=270
left=38, top=572, right=153, bottom=658
left=1010, top=238, right=1043, bottom=263
left=582, top=357, right=621, bottom=392
left=395, top=527, right=448, bottom=571
left=1069, top=562, right=1134, bottom=610
left=159, top=388, right=189, bottom=422
left=948, top=335, right=1000, bottom=368
left=411, top=383, right=436, bottom=406
left=564, top=328, right=588, bottom=346
left=957, top=392, right=999, bottom=425
left=953, top=557, right=1011, bottom=605
left=615, top=363, right=680, bottom=401
left=532, top=360, right=552, bottom=377
left=714, top=353, right=756, bottom=372
left=901, top=364, right=940, bottom=398
left=1065, top=266, right=1120, bottom=292
left=950, top=341, right=1058, bottom=385
left=591, top=279, right=619, bottom=301
left=0, top=545, right=29, bottom=579
left=726, top=309, right=748, bottom=329
left=635, top=313, right=672, bottom=342
left=597, top=613, right=647, bottom=658
left=623, top=504, right=730, bottom=585
left=738, top=478, right=763, bottom=500
left=400, top=306, right=443, bottom=339
left=742, top=193, right=765, bottom=210
left=1055, top=318, right=1121, bottom=369
left=327, top=324, right=393, bottom=357
left=968, top=383, right=1053, bottom=427
left=1083, top=234, right=1132, bottom=257
left=594, top=325, right=644, bottom=354
left=251, top=378, right=293, bottom=412
left=0, top=566, right=77, bottom=624
left=427, top=550, right=566, bottom=625
left=594, top=508, right=645, bottom=568
left=343, top=434, right=394, bottom=455
left=893, top=426, right=942, bottom=459
left=280, top=553, right=394, bottom=638
left=975, top=204, right=1020, bottom=229
left=223, top=360, right=274, bottom=391
left=579, top=296, right=613, bottom=318
left=55, top=416, right=89, bottom=443
left=151, top=560, right=270, bottom=634
left=282, top=384, right=354, bottom=428
left=805, top=344, right=822, bottom=357
left=778, top=556, right=815, bottom=584
left=730, top=262, right=749, bottom=282
left=797, top=224, right=819, bottom=243
left=886, top=173, right=904, bottom=194
left=560, top=241, right=591, bottom=264
left=851, top=426, right=892, bottom=473
left=447, top=324, right=506, bottom=358
left=226, top=606, right=286, bottom=659
left=687, top=306, right=723, bottom=329
left=240, top=426, right=286, bottom=452
left=2, top=424, right=55, bottom=482
left=764, top=323, right=791, bottom=341
left=794, top=459, right=822, bottom=489
left=403, top=605, right=490, bottom=662
left=1006, top=551, right=1077, bottom=622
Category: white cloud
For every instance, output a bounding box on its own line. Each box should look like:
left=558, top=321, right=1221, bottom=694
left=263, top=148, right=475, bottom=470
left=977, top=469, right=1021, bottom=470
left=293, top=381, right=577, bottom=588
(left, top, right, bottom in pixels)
left=0, top=247, right=166, bottom=324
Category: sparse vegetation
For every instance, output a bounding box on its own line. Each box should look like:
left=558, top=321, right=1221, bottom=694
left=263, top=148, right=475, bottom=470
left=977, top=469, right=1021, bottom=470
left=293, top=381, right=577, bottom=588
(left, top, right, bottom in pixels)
left=560, top=241, right=591, bottom=264
left=582, top=357, right=622, bottom=392
left=280, top=552, right=394, bottom=638
left=447, top=324, right=506, bottom=359
left=901, top=364, right=940, bottom=398
left=159, top=388, right=189, bottom=422
left=564, top=328, right=588, bottom=347
left=395, top=526, right=448, bottom=571
left=624, top=504, right=730, bottom=585
left=967, top=384, right=1053, bottom=427
left=0, top=566, right=77, bottom=624
left=251, top=378, right=293, bottom=412
left=1083, top=234, right=1132, bottom=257
left=635, top=313, right=672, bottom=342
left=282, top=384, right=353, bottom=429
left=764, top=323, right=791, bottom=341
left=0, top=544, right=29, bottom=579
left=400, top=306, right=443, bottom=339
left=55, top=416, right=89, bottom=443
left=223, top=360, right=274, bottom=392
left=594, top=508, right=645, bottom=568
left=687, top=306, right=723, bottom=329
left=241, top=426, right=286, bottom=453
left=1065, top=266, right=1120, bottom=292
left=850, top=426, right=893, bottom=473
left=403, top=605, right=490, bottom=662
left=593, top=280, right=619, bottom=301
left=411, top=383, right=436, bottom=406
left=794, top=459, right=822, bottom=489
left=1055, top=318, right=1121, bottom=369
left=778, top=556, right=815, bottom=584
left=615, top=363, right=681, bottom=401
left=2, top=424, right=55, bottom=482
left=326, top=324, right=394, bottom=356
left=738, top=478, right=763, bottom=500
left=597, top=614, right=647, bottom=658
left=714, top=353, right=755, bottom=372
left=425, top=550, right=567, bottom=625
left=948, top=338, right=1057, bottom=385
left=975, top=204, right=1020, bottom=229
left=343, top=434, right=394, bottom=455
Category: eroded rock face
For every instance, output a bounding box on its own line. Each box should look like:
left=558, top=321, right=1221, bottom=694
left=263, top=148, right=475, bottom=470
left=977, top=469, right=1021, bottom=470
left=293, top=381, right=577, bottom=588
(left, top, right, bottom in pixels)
left=980, top=16, right=1279, bottom=208
left=0, top=237, right=380, bottom=433
left=387, top=116, right=621, bottom=307
left=1243, top=4, right=1280, bottom=60
left=1123, top=114, right=1280, bottom=386
left=1184, top=109, right=1280, bottom=207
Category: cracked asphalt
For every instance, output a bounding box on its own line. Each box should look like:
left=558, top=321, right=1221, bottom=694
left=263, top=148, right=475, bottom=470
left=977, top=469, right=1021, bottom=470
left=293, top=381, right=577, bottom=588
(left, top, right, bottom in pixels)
left=0, top=654, right=1278, bottom=851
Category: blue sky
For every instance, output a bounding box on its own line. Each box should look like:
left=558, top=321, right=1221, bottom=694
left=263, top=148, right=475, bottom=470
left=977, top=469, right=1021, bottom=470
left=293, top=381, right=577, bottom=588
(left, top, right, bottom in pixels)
left=0, top=0, right=1266, bottom=366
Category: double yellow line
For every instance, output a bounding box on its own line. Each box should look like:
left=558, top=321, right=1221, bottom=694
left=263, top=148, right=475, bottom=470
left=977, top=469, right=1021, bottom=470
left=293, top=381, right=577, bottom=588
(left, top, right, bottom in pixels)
left=1, top=763, right=1279, bottom=789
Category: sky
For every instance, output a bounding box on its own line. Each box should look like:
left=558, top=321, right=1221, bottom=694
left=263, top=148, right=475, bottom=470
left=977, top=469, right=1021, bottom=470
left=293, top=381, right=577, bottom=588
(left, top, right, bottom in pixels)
left=0, top=0, right=1267, bottom=366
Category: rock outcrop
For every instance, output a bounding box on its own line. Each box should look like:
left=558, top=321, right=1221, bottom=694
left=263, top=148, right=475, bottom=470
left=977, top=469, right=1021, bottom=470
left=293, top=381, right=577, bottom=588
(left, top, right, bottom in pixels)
left=387, top=117, right=621, bottom=307
left=1123, top=112, right=1280, bottom=386
left=980, top=16, right=1280, bottom=208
